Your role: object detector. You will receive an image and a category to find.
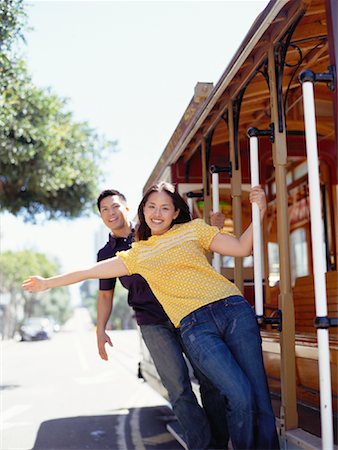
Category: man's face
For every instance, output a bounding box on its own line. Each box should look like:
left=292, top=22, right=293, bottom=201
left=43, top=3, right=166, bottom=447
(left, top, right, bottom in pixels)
left=99, top=195, right=129, bottom=233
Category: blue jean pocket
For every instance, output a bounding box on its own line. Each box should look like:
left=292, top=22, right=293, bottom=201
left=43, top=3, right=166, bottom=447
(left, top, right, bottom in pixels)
left=225, top=295, right=256, bottom=317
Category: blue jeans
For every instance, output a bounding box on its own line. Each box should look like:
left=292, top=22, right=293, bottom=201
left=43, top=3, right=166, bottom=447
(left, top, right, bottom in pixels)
left=140, top=321, right=229, bottom=449
left=180, top=296, right=280, bottom=450
left=178, top=333, right=229, bottom=449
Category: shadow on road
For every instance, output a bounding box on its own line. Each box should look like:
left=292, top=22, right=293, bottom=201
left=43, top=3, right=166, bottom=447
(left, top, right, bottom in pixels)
left=32, top=405, right=182, bottom=450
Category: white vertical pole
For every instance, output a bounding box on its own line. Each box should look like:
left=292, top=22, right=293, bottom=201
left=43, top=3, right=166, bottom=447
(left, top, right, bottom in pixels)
left=212, top=172, right=221, bottom=273
left=249, top=136, right=264, bottom=318
left=187, top=197, right=194, bottom=217
left=301, top=80, right=333, bottom=450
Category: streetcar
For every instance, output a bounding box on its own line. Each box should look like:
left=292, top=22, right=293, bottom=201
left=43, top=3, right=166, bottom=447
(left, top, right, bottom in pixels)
left=138, top=0, right=337, bottom=448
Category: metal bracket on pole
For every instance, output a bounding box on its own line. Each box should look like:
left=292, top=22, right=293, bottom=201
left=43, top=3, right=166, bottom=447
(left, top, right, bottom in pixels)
left=209, top=163, right=232, bottom=177
left=186, top=191, right=204, bottom=199
left=247, top=124, right=275, bottom=143
left=209, top=164, right=232, bottom=176
left=186, top=191, right=204, bottom=217
left=256, top=310, right=283, bottom=330
left=257, top=309, right=282, bottom=331
left=314, top=316, right=338, bottom=329
left=299, top=65, right=336, bottom=91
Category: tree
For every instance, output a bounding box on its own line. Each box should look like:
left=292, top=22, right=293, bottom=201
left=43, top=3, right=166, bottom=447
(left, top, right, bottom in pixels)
left=110, top=282, right=136, bottom=330
left=0, top=250, right=72, bottom=338
left=0, top=0, right=116, bottom=221
left=0, top=0, right=26, bottom=53
left=80, top=279, right=135, bottom=330
left=79, top=279, right=98, bottom=324
left=0, top=73, right=114, bottom=220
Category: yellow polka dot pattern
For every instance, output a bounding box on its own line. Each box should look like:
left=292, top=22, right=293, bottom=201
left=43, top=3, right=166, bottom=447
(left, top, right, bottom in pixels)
left=117, top=219, right=242, bottom=327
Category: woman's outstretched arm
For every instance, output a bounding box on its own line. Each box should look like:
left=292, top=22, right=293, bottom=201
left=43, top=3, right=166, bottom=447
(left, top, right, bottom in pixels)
left=22, top=256, right=128, bottom=293
left=209, top=185, right=266, bottom=257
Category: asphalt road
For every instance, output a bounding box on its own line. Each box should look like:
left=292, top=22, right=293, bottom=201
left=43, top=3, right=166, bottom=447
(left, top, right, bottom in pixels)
left=1, top=308, right=184, bottom=450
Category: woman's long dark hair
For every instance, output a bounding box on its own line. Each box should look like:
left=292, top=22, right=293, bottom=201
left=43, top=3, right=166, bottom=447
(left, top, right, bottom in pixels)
left=137, top=181, right=191, bottom=241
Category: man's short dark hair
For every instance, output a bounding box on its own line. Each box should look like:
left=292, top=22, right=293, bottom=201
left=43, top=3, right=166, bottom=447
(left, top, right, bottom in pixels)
left=97, top=189, right=127, bottom=211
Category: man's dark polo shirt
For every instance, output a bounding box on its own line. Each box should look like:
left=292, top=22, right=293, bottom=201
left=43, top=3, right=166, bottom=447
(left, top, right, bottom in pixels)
left=97, top=230, right=168, bottom=326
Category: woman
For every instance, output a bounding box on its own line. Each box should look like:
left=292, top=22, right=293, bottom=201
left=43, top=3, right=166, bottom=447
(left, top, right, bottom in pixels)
left=22, top=181, right=279, bottom=450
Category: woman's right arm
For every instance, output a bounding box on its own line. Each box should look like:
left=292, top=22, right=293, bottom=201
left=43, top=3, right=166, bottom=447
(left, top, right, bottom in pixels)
left=21, top=256, right=128, bottom=293
left=209, top=186, right=266, bottom=257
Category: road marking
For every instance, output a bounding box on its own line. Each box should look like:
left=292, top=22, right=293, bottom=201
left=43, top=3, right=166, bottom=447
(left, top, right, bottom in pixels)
left=115, top=405, right=145, bottom=450
left=1, top=420, right=31, bottom=431
left=72, top=333, right=89, bottom=371
left=1, top=405, right=32, bottom=433
left=116, top=413, right=129, bottom=450
left=1, top=404, right=31, bottom=422
left=131, top=407, right=146, bottom=450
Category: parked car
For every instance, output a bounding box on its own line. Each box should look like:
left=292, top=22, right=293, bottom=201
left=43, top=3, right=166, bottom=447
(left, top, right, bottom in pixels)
left=19, top=317, right=54, bottom=341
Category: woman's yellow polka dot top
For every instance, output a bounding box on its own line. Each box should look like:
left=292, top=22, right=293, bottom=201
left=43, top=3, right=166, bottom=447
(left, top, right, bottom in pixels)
left=117, top=219, right=242, bottom=327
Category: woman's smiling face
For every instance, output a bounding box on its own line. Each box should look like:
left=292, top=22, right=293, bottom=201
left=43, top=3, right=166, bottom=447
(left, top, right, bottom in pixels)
left=143, top=191, right=179, bottom=235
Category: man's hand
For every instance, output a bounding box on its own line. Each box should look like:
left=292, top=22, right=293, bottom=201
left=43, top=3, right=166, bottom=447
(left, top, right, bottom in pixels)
left=210, top=211, right=225, bottom=229
left=97, top=330, right=113, bottom=361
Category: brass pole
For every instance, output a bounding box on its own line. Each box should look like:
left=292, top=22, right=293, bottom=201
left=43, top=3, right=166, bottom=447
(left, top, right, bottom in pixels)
left=268, top=44, right=298, bottom=432
left=201, top=139, right=212, bottom=224
left=228, top=102, right=244, bottom=292
left=201, top=139, right=213, bottom=264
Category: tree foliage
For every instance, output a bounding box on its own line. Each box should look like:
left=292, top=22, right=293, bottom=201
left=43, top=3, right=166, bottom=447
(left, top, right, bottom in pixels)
left=0, top=0, right=116, bottom=221
left=0, top=71, right=112, bottom=220
left=0, top=249, right=72, bottom=328
left=0, top=0, right=26, bottom=53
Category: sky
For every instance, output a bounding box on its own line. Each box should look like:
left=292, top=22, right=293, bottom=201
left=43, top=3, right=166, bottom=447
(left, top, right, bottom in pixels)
left=1, top=0, right=269, bottom=298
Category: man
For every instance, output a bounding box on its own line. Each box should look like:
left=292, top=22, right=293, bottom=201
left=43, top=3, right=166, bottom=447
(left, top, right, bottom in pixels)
left=96, top=189, right=229, bottom=450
